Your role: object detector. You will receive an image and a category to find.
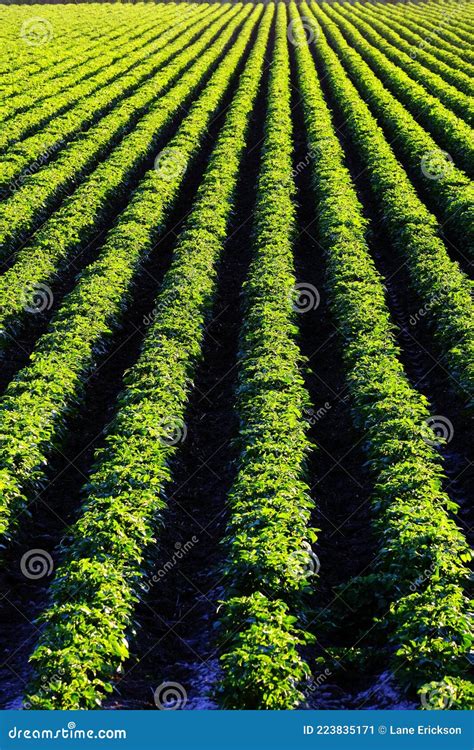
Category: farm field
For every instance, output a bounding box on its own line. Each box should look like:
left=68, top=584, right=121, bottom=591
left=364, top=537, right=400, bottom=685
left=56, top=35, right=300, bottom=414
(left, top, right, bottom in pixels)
left=0, top=0, right=472, bottom=712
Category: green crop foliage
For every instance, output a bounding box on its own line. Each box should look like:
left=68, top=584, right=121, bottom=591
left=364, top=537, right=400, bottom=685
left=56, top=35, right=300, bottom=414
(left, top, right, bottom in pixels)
left=315, top=4, right=474, bottom=256
left=309, top=1, right=474, bottom=407
left=0, top=0, right=470, bottom=712
left=25, top=3, right=272, bottom=709
left=290, top=0, right=472, bottom=707
left=0, top=3, right=255, bottom=541
left=217, top=2, right=317, bottom=710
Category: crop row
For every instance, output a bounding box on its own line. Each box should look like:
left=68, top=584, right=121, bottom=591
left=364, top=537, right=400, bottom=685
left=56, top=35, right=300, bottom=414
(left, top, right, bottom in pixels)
left=366, top=1, right=474, bottom=66
left=0, top=4, right=119, bottom=80
left=0, top=5, right=238, bottom=357
left=0, top=2, right=225, bottom=258
left=398, top=1, right=474, bottom=45
left=0, top=4, right=179, bottom=125
left=218, top=3, right=316, bottom=710
left=25, top=4, right=272, bottom=710
left=1, top=3, right=162, bottom=99
left=0, top=2, right=257, bottom=543
left=352, top=1, right=474, bottom=93
left=291, top=2, right=472, bottom=708
left=330, top=4, right=474, bottom=165
left=0, top=3, right=220, bottom=200
left=317, top=5, right=474, bottom=255
left=309, top=0, right=474, bottom=406
left=0, top=5, right=201, bottom=152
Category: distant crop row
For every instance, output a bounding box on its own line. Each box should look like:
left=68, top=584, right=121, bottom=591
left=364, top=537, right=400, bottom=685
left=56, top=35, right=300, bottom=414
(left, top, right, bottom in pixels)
left=0, top=5, right=241, bottom=355
left=317, top=5, right=473, bottom=253
left=0, top=4, right=220, bottom=202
